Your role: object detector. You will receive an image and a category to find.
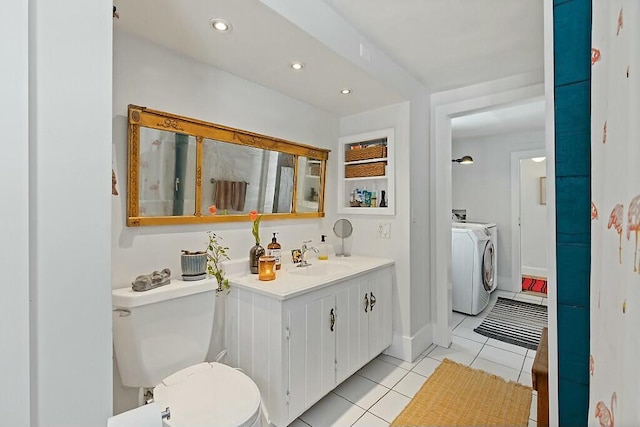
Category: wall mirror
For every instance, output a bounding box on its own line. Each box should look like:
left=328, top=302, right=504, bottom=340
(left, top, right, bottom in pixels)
left=127, top=105, right=329, bottom=226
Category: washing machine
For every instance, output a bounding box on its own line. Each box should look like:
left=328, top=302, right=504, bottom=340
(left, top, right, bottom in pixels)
left=451, top=222, right=498, bottom=315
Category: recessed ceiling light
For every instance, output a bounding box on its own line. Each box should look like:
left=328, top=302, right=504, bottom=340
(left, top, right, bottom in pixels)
left=531, top=157, right=546, bottom=162
left=340, top=88, right=352, bottom=95
left=291, top=62, right=305, bottom=71
left=209, top=18, right=232, bottom=33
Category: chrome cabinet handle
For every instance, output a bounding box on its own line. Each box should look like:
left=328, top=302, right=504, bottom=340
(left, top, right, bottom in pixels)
left=370, top=292, right=376, bottom=312
left=330, top=308, right=335, bottom=331
left=364, top=294, right=369, bottom=313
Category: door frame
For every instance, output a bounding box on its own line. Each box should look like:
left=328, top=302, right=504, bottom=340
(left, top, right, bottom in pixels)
left=510, top=148, right=546, bottom=293
left=431, top=85, right=544, bottom=348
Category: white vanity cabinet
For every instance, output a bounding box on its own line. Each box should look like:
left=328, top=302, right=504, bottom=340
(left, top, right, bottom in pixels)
left=287, top=293, right=337, bottom=418
left=335, top=268, right=392, bottom=384
left=225, top=262, right=393, bottom=427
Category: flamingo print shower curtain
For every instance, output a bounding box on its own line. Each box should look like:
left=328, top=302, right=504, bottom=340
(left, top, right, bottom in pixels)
left=590, top=1, right=640, bottom=425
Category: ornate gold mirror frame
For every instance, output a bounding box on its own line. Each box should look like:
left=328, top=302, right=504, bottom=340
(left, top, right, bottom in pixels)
left=127, top=105, right=329, bottom=226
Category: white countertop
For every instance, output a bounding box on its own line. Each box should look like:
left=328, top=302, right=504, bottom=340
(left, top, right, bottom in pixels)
left=226, top=256, right=394, bottom=300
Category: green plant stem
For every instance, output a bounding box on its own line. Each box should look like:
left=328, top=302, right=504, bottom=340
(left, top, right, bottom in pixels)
left=206, top=231, right=231, bottom=293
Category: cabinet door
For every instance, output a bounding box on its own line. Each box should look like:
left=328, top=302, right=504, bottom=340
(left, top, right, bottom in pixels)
left=368, top=269, right=393, bottom=358
left=287, top=295, right=336, bottom=417
left=335, top=278, right=369, bottom=383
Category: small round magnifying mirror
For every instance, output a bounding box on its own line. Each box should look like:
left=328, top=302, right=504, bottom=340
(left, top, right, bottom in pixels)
left=333, top=219, right=353, bottom=257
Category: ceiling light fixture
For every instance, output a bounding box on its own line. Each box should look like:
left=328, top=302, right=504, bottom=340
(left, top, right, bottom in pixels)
left=290, top=62, right=305, bottom=70
left=340, top=88, right=352, bottom=95
left=531, top=156, right=546, bottom=162
left=209, top=18, right=232, bottom=33
left=452, top=156, right=474, bottom=165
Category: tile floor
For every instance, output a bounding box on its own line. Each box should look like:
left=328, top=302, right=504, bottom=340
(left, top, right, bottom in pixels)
left=291, top=290, right=547, bottom=427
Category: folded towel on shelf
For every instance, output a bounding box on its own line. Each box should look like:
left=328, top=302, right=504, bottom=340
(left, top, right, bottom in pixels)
left=211, top=179, right=248, bottom=211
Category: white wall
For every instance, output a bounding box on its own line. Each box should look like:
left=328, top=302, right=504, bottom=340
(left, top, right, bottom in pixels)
left=112, top=31, right=340, bottom=413
left=334, top=102, right=414, bottom=360
left=1, top=1, right=30, bottom=425
left=520, top=159, right=548, bottom=277
left=452, top=130, right=545, bottom=290
left=29, top=1, right=113, bottom=426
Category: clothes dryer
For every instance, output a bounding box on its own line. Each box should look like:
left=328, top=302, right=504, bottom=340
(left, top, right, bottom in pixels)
left=451, top=223, right=497, bottom=315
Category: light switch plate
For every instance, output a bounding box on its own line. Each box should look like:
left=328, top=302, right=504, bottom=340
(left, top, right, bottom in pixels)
left=377, top=222, right=391, bottom=239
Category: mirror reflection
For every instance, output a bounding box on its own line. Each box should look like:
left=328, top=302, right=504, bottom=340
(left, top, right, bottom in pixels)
left=201, top=139, right=295, bottom=215
left=139, top=128, right=196, bottom=217
left=296, top=157, right=323, bottom=213
left=127, top=105, right=329, bottom=226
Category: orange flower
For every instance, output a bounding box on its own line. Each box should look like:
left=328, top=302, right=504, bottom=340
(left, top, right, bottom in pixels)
left=249, top=211, right=262, bottom=244
left=208, top=205, right=217, bottom=215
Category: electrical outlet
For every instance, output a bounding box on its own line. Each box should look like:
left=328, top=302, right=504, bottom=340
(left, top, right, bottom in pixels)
left=377, top=222, right=391, bottom=239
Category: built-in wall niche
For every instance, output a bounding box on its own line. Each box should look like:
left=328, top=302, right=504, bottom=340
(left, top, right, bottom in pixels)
left=127, top=105, right=329, bottom=226
left=337, top=128, right=395, bottom=215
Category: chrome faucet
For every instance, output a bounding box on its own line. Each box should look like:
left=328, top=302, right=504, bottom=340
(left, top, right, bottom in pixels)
left=299, top=240, right=319, bottom=267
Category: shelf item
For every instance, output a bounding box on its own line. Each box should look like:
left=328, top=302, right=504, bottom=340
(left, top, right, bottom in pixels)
left=307, top=162, right=321, bottom=177
left=345, top=161, right=386, bottom=178
left=338, top=128, right=394, bottom=215
left=345, top=145, right=387, bottom=162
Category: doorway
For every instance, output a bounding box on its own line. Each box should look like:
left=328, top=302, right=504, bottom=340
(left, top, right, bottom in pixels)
left=431, top=83, right=545, bottom=347
left=510, top=150, right=548, bottom=294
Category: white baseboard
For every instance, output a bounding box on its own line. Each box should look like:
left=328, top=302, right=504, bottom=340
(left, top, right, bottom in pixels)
left=496, top=274, right=518, bottom=293
left=385, top=323, right=433, bottom=363
left=522, top=266, right=547, bottom=278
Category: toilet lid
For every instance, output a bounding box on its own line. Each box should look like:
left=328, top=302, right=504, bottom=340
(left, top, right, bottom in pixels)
left=153, top=362, right=261, bottom=427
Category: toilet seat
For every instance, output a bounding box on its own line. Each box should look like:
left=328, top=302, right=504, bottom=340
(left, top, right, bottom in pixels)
left=153, top=362, right=261, bottom=427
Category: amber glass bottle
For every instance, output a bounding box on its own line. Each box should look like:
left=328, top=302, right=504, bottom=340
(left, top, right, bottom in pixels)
left=267, top=232, right=282, bottom=270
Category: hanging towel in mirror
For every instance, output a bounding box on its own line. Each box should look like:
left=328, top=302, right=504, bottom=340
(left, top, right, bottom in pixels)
left=212, top=180, right=233, bottom=210
left=211, top=180, right=248, bottom=211
left=232, top=181, right=248, bottom=211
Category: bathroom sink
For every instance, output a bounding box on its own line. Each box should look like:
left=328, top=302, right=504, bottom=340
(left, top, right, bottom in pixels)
left=286, top=261, right=352, bottom=277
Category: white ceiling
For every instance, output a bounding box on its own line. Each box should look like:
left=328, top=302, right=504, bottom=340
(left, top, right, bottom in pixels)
left=114, top=0, right=544, bottom=117
left=325, top=0, right=544, bottom=91
left=451, top=99, right=546, bottom=140
left=113, top=0, right=404, bottom=116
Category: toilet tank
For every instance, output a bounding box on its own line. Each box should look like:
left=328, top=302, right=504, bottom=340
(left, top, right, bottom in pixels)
left=112, top=278, right=217, bottom=388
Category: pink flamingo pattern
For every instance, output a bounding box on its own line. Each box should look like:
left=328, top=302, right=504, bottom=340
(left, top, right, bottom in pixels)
left=617, top=8, right=623, bottom=36
left=590, top=354, right=595, bottom=376
left=592, top=202, right=600, bottom=220
left=595, top=392, right=617, bottom=427
left=608, top=204, right=624, bottom=263
left=627, top=195, right=640, bottom=272
left=592, top=48, right=602, bottom=65
left=112, top=169, right=118, bottom=196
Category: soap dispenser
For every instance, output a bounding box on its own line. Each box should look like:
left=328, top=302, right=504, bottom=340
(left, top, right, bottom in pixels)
left=318, top=235, right=329, bottom=260
left=267, top=232, right=282, bottom=270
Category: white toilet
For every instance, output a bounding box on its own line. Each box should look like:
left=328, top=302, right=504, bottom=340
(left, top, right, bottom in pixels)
left=112, top=279, right=261, bottom=427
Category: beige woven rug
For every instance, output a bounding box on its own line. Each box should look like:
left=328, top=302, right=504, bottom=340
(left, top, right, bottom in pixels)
left=391, top=358, right=532, bottom=427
